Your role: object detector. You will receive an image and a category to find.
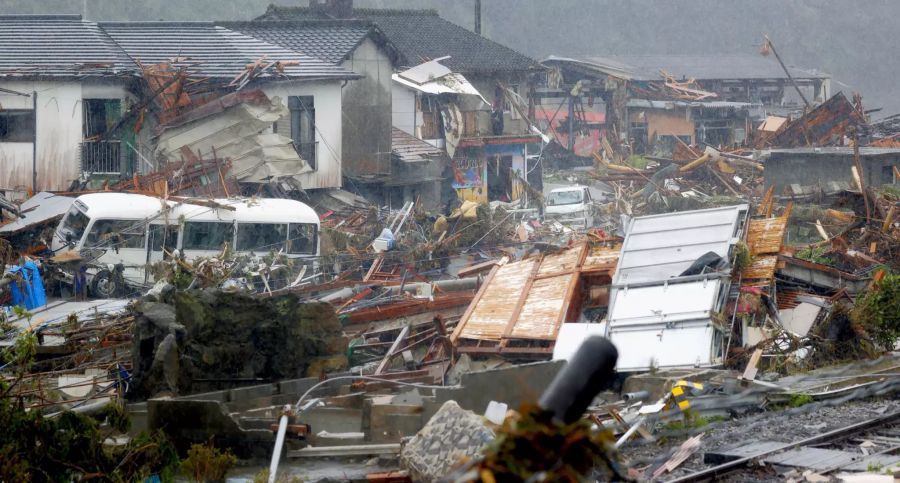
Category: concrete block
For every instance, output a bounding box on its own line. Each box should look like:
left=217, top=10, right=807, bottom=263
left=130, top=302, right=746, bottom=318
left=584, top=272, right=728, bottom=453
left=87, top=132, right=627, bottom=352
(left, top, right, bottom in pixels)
left=229, top=383, right=276, bottom=402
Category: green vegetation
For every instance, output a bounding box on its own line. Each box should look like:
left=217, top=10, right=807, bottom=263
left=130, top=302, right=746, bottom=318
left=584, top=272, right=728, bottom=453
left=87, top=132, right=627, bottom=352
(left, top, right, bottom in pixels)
left=181, top=442, right=238, bottom=482
left=1, top=320, right=179, bottom=482
left=623, top=155, right=651, bottom=169
left=796, top=245, right=832, bottom=265
left=851, top=273, right=900, bottom=350
left=733, top=241, right=752, bottom=271
left=663, top=410, right=727, bottom=431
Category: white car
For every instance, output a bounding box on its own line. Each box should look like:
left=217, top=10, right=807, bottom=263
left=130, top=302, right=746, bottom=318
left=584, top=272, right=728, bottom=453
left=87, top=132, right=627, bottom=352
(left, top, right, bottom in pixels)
left=544, top=185, right=597, bottom=229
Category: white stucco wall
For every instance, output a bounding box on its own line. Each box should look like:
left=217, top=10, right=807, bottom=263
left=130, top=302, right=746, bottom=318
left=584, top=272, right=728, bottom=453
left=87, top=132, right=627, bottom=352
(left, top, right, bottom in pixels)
left=263, top=80, right=343, bottom=190
left=391, top=82, right=419, bottom=136
left=0, top=80, right=131, bottom=192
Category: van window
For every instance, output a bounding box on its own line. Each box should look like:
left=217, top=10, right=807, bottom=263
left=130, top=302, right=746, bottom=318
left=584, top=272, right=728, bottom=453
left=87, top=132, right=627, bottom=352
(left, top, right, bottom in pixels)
left=86, top=219, right=145, bottom=249
left=288, top=223, right=317, bottom=255
left=60, top=206, right=90, bottom=244
left=237, top=223, right=287, bottom=252
left=182, top=222, right=233, bottom=251
left=148, top=225, right=179, bottom=252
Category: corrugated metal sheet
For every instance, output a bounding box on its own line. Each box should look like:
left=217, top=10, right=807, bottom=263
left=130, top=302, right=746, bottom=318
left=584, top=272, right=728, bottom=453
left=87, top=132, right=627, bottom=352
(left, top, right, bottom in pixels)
left=100, top=22, right=355, bottom=80
left=616, top=204, right=748, bottom=284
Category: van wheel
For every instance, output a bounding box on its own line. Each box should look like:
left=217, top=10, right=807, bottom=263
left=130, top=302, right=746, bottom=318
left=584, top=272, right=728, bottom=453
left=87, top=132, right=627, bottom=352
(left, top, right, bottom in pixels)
left=90, top=270, right=121, bottom=299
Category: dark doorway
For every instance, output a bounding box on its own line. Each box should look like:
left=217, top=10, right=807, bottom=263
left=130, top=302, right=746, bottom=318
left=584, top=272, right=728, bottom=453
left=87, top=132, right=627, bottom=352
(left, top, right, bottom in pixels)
left=487, top=155, right=513, bottom=201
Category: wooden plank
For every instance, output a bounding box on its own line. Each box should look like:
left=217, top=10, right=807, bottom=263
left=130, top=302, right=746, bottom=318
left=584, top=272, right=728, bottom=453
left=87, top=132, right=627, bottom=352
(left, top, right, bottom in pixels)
left=552, top=243, right=590, bottom=339
left=499, top=254, right=545, bottom=348
left=374, top=325, right=409, bottom=375
left=741, top=348, right=764, bottom=381
left=450, top=257, right=506, bottom=343
left=456, top=259, right=499, bottom=278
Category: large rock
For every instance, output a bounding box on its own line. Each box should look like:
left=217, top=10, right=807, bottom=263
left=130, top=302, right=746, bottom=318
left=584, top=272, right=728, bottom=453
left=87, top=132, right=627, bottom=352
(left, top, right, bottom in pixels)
left=129, top=290, right=348, bottom=399
left=400, top=400, right=494, bottom=482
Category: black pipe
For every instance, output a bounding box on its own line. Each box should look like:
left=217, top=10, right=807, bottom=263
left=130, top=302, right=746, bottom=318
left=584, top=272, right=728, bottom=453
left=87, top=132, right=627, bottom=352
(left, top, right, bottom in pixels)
left=538, top=336, right=618, bottom=424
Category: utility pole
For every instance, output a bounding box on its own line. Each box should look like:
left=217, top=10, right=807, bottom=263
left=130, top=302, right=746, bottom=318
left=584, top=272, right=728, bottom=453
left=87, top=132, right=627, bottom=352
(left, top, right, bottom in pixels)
left=474, top=0, right=482, bottom=35
left=763, top=35, right=811, bottom=109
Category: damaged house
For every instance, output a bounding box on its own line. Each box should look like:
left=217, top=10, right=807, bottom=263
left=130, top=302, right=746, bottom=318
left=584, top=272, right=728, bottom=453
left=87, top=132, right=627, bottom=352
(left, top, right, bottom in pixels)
left=257, top=1, right=547, bottom=205
left=99, top=21, right=356, bottom=192
left=0, top=15, right=357, bottom=195
left=0, top=15, right=137, bottom=193
left=540, top=54, right=831, bottom=155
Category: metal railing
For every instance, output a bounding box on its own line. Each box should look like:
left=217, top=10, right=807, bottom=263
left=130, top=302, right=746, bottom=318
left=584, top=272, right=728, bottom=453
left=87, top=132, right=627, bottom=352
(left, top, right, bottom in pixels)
left=80, top=140, right=122, bottom=175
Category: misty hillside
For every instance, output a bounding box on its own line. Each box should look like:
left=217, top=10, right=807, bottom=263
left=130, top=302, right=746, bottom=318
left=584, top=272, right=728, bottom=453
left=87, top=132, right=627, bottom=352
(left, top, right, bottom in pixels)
left=3, top=0, right=898, bottom=113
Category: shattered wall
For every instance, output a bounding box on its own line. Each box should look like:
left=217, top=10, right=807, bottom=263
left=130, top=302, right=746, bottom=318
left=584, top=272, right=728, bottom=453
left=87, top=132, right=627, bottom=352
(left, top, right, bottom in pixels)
left=341, top=37, right=393, bottom=178
left=129, top=289, right=348, bottom=399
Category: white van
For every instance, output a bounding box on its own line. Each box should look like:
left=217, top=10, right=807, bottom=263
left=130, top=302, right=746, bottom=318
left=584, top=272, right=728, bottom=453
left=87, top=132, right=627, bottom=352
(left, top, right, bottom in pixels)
left=51, top=193, right=320, bottom=296
left=544, top=185, right=596, bottom=229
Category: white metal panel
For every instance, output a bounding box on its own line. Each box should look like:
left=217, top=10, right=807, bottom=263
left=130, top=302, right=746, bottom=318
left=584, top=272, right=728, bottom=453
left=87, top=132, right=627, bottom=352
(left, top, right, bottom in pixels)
left=615, top=204, right=747, bottom=284
left=609, top=321, right=720, bottom=371
left=0, top=192, right=73, bottom=234
left=552, top=322, right=607, bottom=361
left=608, top=280, right=720, bottom=326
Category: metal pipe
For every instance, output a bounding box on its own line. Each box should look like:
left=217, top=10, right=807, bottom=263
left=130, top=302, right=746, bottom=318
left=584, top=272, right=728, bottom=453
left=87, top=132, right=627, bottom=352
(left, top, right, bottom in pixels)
left=267, top=405, right=291, bottom=483
left=622, top=391, right=649, bottom=402
left=31, top=90, right=37, bottom=193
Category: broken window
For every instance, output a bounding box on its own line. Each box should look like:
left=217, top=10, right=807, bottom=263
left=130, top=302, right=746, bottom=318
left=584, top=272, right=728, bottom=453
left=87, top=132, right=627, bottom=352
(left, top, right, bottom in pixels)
left=148, top=225, right=179, bottom=253
left=883, top=165, right=897, bottom=185
left=182, top=222, right=234, bottom=251
left=236, top=223, right=287, bottom=252
left=59, top=206, right=90, bottom=244
left=83, top=99, right=121, bottom=139
left=86, top=219, right=145, bottom=249
left=81, top=99, right=123, bottom=174
left=289, top=96, right=317, bottom=170
left=0, top=109, right=35, bottom=143
left=287, top=223, right=317, bottom=255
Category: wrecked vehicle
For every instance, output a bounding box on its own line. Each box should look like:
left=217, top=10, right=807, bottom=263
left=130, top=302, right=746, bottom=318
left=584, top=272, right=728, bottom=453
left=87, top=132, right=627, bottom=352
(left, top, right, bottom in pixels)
left=50, top=193, right=320, bottom=296
left=543, top=185, right=599, bottom=229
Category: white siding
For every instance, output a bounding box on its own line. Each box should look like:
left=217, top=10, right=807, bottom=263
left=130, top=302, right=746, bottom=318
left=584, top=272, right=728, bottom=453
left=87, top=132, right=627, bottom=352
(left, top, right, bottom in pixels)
left=263, top=80, right=343, bottom=190
left=0, top=80, right=130, bottom=192
left=391, top=82, right=418, bottom=136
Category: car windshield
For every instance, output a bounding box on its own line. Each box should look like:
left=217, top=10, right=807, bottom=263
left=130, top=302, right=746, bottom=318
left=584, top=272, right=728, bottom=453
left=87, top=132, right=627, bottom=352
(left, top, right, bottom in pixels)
left=59, top=206, right=90, bottom=243
left=547, top=190, right=584, bottom=206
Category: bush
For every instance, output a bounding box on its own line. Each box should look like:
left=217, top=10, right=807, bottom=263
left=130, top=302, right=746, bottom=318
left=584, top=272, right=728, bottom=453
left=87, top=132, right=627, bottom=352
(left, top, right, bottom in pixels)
left=181, top=441, right=238, bottom=482
left=852, top=273, right=900, bottom=350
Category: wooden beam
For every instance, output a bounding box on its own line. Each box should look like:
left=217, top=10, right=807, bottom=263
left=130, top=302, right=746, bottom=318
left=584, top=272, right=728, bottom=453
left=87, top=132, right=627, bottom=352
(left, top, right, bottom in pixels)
left=374, top=324, right=410, bottom=375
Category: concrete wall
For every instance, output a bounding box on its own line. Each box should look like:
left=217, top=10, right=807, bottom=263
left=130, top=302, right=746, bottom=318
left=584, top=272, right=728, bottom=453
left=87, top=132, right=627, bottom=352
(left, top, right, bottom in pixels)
left=0, top=79, right=130, bottom=192
left=341, top=38, right=393, bottom=178
left=764, top=152, right=900, bottom=193
left=262, top=80, right=343, bottom=190
left=433, top=360, right=564, bottom=415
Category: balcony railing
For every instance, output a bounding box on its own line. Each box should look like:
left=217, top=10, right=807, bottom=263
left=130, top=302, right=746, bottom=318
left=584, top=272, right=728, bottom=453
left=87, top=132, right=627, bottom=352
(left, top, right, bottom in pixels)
left=80, top=140, right=122, bottom=175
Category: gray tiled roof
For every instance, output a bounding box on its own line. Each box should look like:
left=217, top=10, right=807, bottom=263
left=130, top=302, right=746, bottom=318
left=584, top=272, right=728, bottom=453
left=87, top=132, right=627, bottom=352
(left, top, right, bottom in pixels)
left=100, top=22, right=357, bottom=80
left=257, top=7, right=542, bottom=74
left=391, top=127, right=446, bottom=163
left=221, top=20, right=374, bottom=65
left=0, top=15, right=135, bottom=78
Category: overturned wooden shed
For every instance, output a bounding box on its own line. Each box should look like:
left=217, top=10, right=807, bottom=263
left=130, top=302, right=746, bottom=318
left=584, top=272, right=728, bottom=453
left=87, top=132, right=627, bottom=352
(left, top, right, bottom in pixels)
left=450, top=242, right=618, bottom=358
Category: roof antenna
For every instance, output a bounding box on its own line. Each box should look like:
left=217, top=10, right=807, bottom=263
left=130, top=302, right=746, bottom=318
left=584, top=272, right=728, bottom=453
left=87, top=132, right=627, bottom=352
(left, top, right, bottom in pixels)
left=474, top=0, right=482, bottom=35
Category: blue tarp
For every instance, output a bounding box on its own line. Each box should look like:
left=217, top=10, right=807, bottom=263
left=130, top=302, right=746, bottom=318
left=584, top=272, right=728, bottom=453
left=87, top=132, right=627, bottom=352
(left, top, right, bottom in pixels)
left=7, top=260, right=46, bottom=310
